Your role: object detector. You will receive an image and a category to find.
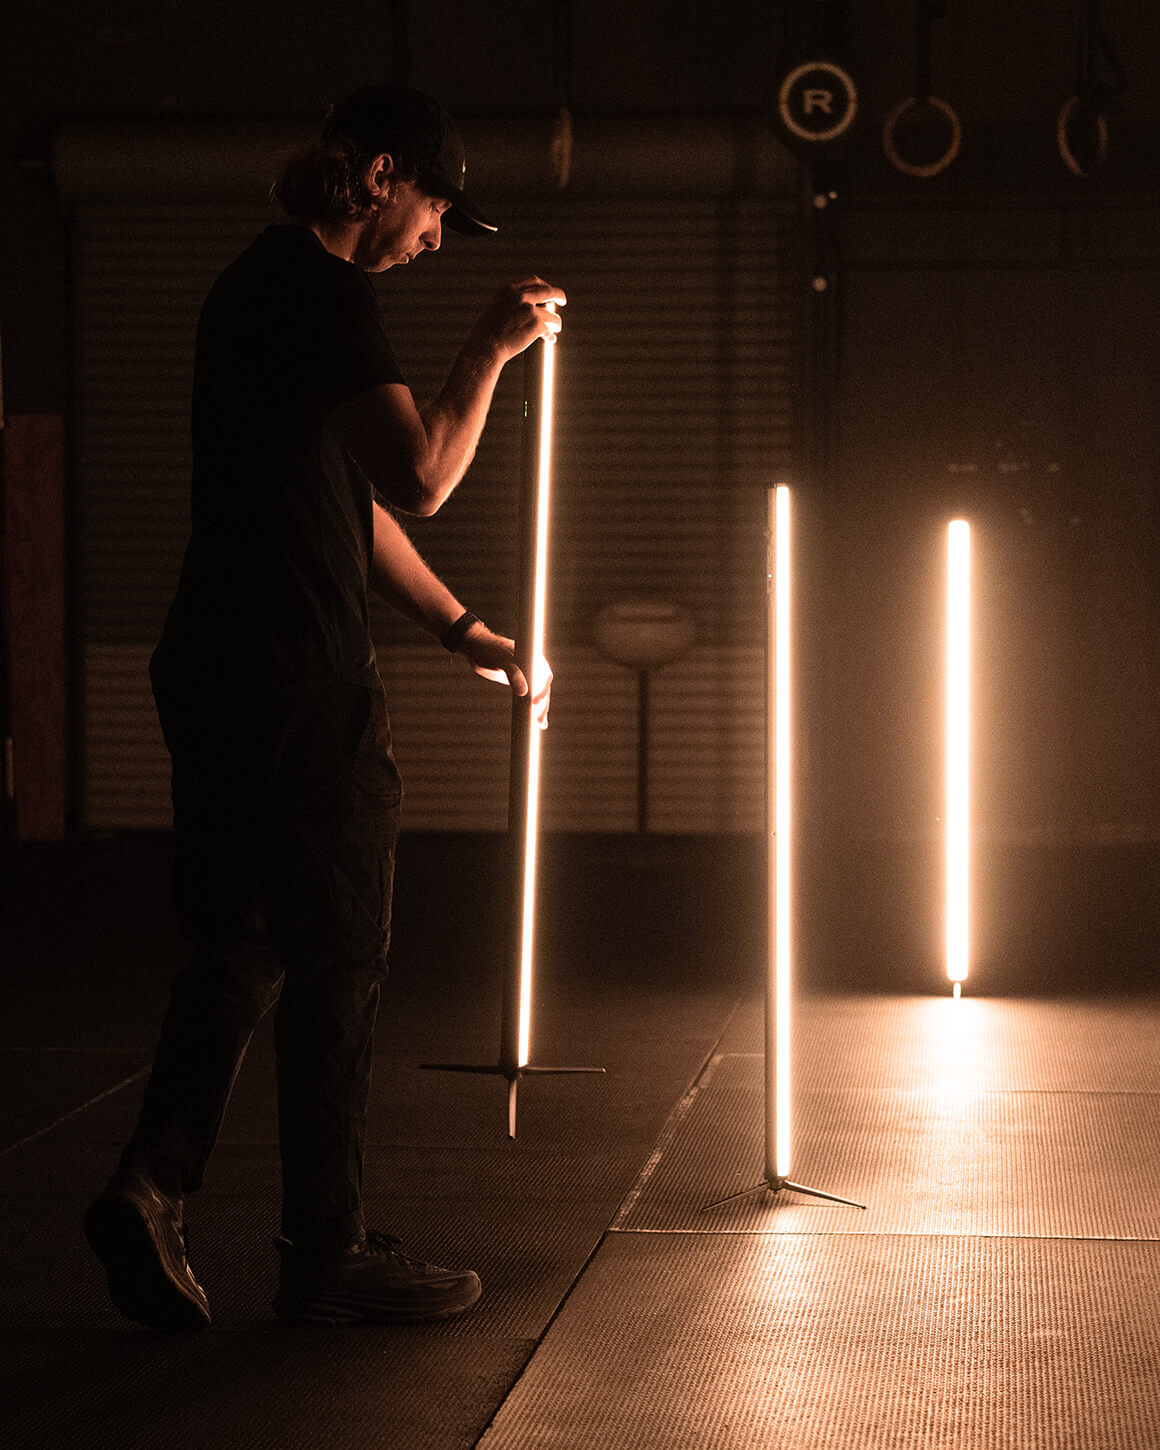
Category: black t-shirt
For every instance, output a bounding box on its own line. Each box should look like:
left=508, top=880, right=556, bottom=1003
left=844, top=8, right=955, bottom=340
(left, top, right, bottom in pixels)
left=152, top=225, right=405, bottom=699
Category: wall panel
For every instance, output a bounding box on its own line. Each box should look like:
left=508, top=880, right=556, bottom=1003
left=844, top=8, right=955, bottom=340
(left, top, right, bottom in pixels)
left=72, top=188, right=799, bottom=831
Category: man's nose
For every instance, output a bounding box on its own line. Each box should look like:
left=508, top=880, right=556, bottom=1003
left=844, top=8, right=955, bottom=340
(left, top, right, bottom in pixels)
left=423, top=218, right=442, bottom=252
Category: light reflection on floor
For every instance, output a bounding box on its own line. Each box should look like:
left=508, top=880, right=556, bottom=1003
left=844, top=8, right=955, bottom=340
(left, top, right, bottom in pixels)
left=482, top=990, right=1160, bottom=1448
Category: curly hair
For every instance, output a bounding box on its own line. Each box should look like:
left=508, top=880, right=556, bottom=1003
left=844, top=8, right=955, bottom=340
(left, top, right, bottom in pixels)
left=270, top=138, right=417, bottom=223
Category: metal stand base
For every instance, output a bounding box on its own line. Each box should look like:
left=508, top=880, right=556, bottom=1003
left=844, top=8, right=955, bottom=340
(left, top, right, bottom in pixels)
left=702, top=1175, right=866, bottom=1212
left=420, top=1062, right=606, bottom=1138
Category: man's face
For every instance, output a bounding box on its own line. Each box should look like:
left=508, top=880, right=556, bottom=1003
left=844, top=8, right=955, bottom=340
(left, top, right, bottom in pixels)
left=354, top=175, right=450, bottom=272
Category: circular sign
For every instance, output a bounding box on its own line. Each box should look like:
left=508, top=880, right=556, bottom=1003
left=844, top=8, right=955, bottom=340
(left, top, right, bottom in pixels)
left=778, top=61, right=859, bottom=144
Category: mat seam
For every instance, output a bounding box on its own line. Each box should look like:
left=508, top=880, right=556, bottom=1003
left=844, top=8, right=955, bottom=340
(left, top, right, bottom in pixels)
left=0, top=1069, right=150, bottom=1159
left=611, top=1227, right=1160, bottom=1244
left=609, top=995, right=747, bottom=1232
left=470, top=997, right=749, bottom=1448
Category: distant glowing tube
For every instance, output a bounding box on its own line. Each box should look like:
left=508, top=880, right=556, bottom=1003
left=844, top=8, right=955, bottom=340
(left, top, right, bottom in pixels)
left=765, top=484, right=792, bottom=1182
left=775, top=485, right=791, bottom=1176
left=946, top=520, right=971, bottom=990
left=516, top=336, right=555, bottom=1068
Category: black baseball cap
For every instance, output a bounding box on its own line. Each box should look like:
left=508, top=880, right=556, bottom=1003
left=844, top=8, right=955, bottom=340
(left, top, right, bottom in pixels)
left=323, top=84, right=497, bottom=236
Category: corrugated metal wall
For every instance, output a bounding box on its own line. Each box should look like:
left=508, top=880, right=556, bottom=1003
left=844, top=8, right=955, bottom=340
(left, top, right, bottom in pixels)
left=73, top=192, right=799, bottom=831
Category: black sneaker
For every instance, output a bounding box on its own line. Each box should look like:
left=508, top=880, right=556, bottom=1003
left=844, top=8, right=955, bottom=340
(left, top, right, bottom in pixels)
left=84, top=1175, right=211, bottom=1331
left=272, top=1230, right=482, bottom=1325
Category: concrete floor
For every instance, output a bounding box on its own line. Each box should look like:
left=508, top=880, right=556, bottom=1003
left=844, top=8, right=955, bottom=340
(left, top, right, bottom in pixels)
left=3, top=835, right=1159, bottom=1448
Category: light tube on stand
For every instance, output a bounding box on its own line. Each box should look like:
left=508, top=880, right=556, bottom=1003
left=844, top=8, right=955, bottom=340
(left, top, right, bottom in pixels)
left=946, top=519, right=971, bottom=997
left=704, top=483, right=864, bottom=1212
left=421, top=325, right=602, bottom=1137
left=768, top=484, right=793, bottom=1182
left=515, top=333, right=555, bottom=1069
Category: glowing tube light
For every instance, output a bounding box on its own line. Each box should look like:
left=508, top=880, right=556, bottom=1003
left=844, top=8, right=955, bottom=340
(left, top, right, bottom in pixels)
left=515, top=336, right=555, bottom=1069
left=765, top=484, right=792, bottom=1183
left=946, top=519, right=971, bottom=996
left=424, top=325, right=601, bottom=1137
left=704, top=482, right=863, bottom=1212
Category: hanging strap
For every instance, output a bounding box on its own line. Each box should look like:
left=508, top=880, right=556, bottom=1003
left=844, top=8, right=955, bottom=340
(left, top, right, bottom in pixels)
left=914, top=2, right=949, bottom=105
left=821, top=0, right=851, bottom=53
left=884, top=1, right=960, bottom=178
left=1058, top=0, right=1126, bottom=176
left=1076, top=0, right=1127, bottom=116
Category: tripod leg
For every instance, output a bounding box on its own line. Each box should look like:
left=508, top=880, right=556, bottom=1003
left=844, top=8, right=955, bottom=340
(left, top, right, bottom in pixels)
left=507, top=1075, right=518, bottom=1140
left=781, top=1179, right=866, bottom=1209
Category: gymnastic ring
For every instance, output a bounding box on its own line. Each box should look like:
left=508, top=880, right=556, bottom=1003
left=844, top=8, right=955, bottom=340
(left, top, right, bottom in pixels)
left=1057, top=95, right=1109, bottom=177
left=882, top=95, right=962, bottom=178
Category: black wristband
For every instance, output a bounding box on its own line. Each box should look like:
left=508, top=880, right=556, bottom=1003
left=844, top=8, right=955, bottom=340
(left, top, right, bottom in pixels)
left=441, top=611, right=483, bottom=653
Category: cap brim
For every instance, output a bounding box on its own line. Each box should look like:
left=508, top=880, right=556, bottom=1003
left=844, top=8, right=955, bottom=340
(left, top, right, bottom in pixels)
left=420, top=164, right=496, bottom=234
left=444, top=196, right=497, bottom=236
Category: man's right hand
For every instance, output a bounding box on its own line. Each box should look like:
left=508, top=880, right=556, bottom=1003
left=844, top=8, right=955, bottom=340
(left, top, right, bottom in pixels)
left=466, top=278, right=566, bottom=367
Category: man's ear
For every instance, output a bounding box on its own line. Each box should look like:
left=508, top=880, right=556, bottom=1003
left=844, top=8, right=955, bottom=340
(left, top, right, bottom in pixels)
left=365, top=152, right=397, bottom=198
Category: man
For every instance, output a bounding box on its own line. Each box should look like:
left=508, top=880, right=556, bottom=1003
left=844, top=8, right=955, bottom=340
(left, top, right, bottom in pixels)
left=84, top=85, right=563, bottom=1331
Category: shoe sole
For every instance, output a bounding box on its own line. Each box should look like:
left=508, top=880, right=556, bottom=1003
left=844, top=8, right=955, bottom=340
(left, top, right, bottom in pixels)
left=273, top=1275, right=482, bottom=1327
left=85, top=1196, right=210, bottom=1332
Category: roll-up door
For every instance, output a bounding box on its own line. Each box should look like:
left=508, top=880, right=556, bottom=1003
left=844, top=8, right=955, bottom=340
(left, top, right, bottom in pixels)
left=66, top=127, right=801, bottom=832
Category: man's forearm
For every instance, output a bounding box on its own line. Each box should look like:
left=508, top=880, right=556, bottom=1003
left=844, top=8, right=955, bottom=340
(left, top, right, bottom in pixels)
left=336, top=279, right=563, bottom=518
left=413, top=279, right=563, bottom=508
left=369, top=505, right=549, bottom=726
left=414, top=344, right=505, bottom=507
left=369, top=501, right=467, bottom=638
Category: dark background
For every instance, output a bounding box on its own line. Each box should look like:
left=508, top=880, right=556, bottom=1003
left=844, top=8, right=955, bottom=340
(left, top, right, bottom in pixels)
left=5, top=0, right=1160, bottom=412
left=3, top=0, right=1159, bottom=993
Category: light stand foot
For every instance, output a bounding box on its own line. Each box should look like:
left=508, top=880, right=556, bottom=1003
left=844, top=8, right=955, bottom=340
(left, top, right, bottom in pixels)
left=420, top=1062, right=606, bottom=1138
left=702, top=1175, right=866, bottom=1213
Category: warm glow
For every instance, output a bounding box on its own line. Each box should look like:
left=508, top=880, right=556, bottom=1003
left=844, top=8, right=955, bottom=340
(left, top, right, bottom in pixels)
left=946, top=520, right=971, bottom=987
left=923, top=993, right=988, bottom=1106
left=769, top=484, right=791, bottom=1179
left=517, top=337, right=555, bottom=1067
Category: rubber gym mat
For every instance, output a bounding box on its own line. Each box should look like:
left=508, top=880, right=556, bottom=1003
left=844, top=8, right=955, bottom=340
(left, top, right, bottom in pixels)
left=478, top=1232, right=1160, bottom=1450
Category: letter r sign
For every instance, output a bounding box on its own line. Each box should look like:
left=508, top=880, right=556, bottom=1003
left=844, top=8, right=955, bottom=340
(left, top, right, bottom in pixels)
left=778, top=62, right=859, bottom=143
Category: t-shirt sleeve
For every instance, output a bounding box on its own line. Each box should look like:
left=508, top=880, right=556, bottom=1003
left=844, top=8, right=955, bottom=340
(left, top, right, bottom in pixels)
left=314, top=267, right=407, bottom=410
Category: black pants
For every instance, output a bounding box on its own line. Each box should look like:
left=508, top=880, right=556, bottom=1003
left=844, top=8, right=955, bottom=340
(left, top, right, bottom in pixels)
left=123, top=675, right=402, bottom=1256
